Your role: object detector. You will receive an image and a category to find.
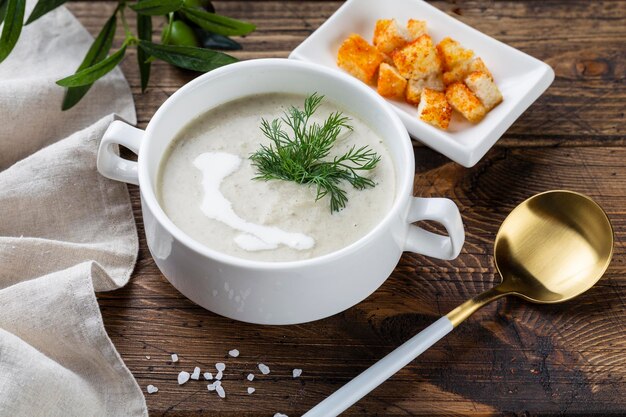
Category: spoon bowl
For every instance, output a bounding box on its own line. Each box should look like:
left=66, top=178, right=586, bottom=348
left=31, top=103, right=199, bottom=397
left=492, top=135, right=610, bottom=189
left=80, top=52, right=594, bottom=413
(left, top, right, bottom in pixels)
left=495, top=190, right=614, bottom=303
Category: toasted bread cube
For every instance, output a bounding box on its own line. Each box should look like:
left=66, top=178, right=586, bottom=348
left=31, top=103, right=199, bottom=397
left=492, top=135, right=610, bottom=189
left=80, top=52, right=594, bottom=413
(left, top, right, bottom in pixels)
left=442, top=57, right=492, bottom=85
left=468, top=57, right=492, bottom=79
left=392, top=34, right=442, bottom=80
left=373, top=19, right=410, bottom=55
left=437, top=37, right=474, bottom=71
left=417, top=88, right=452, bottom=130
left=377, top=63, right=407, bottom=100
left=445, top=82, right=487, bottom=123
left=405, top=73, right=444, bottom=105
left=407, top=19, right=428, bottom=39
left=337, top=34, right=386, bottom=84
left=465, top=71, right=503, bottom=110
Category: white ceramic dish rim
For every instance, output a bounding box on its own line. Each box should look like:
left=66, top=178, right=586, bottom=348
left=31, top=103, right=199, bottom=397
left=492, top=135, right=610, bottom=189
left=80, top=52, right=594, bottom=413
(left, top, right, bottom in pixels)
left=138, top=58, right=414, bottom=271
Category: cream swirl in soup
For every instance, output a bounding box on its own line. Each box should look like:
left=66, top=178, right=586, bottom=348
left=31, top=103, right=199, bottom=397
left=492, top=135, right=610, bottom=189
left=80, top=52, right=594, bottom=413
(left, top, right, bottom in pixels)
left=157, top=93, right=395, bottom=262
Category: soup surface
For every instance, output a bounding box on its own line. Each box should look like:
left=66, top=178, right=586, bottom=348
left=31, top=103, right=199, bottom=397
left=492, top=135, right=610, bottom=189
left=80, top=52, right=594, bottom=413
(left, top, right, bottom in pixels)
left=158, top=93, right=395, bottom=262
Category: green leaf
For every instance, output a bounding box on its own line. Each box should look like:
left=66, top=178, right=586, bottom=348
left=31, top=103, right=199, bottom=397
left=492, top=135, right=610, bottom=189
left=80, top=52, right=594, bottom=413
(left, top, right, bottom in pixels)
left=26, top=0, right=68, bottom=25
left=196, top=30, right=242, bottom=51
left=129, top=0, right=183, bottom=16
left=0, top=0, right=26, bottom=63
left=137, top=14, right=152, bottom=92
left=0, top=0, right=8, bottom=25
left=138, top=40, right=236, bottom=72
left=180, top=6, right=255, bottom=36
left=62, top=12, right=117, bottom=110
left=56, top=46, right=127, bottom=87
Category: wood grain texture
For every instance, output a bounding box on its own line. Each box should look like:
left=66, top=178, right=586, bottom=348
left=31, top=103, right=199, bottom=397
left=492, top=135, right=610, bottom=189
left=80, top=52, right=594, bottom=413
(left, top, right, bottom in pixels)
left=63, top=1, right=626, bottom=416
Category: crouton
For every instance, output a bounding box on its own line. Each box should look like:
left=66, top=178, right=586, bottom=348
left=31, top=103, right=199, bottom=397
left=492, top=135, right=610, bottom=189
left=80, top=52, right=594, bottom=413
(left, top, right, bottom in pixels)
left=377, top=63, right=407, bottom=100
left=405, top=73, right=444, bottom=105
left=469, top=57, right=492, bottom=79
left=417, top=88, right=452, bottom=130
left=373, top=19, right=410, bottom=55
left=437, top=37, right=474, bottom=71
left=392, top=34, right=442, bottom=80
left=465, top=71, right=503, bottom=110
left=445, top=82, right=487, bottom=123
left=337, top=34, right=386, bottom=84
left=442, top=57, right=492, bottom=85
left=407, top=19, right=428, bottom=39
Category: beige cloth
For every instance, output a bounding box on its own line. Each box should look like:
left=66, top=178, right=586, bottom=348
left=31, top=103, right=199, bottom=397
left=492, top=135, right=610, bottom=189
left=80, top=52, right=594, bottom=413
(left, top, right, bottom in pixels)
left=0, top=2, right=147, bottom=416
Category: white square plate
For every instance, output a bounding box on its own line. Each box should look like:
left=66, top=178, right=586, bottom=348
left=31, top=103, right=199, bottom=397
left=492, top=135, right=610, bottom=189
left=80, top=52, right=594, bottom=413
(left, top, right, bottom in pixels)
left=289, top=0, right=554, bottom=167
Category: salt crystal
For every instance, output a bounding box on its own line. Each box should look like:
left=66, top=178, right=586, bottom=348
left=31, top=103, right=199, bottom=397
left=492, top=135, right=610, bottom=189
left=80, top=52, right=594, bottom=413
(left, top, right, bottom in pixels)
left=204, top=372, right=213, bottom=380
left=274, top=414, right=288, bottom=417
left=207, top=383, right=216, bottom=391
left=178, top=371, right=190, bottom=385
left=145, top=355, right=150, bottom=360
left=228, top=349, right=240, bottom=357
left=247, top=387, right=255, bottom=394
left=146, top=385, right=158, bottom=394
left=292, top=368, right=302, bottom=378
left=214, top=380, right=222, bottom=387
left=215, top=370, right=223, bottom=380
left=246, top=373, right=254, bottom=381
left=216, top=385, right=226, bottom=398
left=171, top=354, right=179, bottom=363
left=215, top=362, right=226, bottom=372
left=258, top=363, right=270, bottom=375
left=191, top=366, right=201, bottom=380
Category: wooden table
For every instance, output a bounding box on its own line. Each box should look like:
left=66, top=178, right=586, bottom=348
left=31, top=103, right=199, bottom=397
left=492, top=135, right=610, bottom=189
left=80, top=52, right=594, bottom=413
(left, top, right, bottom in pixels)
left=69, top=1, right=625, bottom=416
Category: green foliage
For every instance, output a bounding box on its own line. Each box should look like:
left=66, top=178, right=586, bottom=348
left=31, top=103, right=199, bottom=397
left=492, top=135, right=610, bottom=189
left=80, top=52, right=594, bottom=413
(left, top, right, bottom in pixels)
left=250, top=94, right=381, bottom=213
left=0, top=0, right=26, bottom=63
left=63, top=12, right=117, bottom=110
left=136, top=13, right=152, bottom=93
left=138, top=40, right=236, bottom=72
left=0, top=0, right=254, bottom=109
left=179, top=6, right=255, bottom=36
left=26, top=0, right=68, bottom=25
left=0, top=0, right=9, bottom=25
left=129, top=0, right=183, bottom=16
left=56, top=46, right=127, bottom=87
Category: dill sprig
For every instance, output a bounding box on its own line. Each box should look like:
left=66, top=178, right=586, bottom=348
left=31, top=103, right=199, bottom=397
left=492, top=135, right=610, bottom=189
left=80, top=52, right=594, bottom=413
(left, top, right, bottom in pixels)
left=250, top=93, right=381, bottom=212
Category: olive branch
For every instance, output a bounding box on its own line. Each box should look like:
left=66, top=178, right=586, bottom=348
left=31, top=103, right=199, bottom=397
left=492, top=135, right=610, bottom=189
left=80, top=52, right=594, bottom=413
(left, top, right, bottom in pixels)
left=0, top=0, right=255, bottom=109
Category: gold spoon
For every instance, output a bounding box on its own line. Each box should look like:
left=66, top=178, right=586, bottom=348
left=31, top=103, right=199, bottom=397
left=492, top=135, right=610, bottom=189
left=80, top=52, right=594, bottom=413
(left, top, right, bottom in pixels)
left=305, top=190, right=614, bottom=417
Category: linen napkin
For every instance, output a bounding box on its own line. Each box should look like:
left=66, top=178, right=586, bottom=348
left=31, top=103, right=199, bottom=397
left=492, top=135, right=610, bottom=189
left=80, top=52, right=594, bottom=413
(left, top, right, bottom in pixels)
left=0, top=2, right=147, bottom=416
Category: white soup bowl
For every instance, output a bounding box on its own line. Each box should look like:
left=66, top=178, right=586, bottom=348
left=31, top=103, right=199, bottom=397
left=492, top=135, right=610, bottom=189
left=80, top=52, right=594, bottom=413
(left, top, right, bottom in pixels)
left=97, top=59, right=464, bottom=325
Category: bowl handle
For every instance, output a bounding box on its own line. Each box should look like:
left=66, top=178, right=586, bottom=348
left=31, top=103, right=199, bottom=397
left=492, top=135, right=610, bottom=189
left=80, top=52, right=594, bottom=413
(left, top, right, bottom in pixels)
left=97, top=120, right=144, bottom=185
left=404, top=197, right=464, bottom=260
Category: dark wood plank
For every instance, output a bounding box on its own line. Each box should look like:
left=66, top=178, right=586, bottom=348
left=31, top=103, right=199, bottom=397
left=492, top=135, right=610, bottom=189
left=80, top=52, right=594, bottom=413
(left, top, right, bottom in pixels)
left=60, top=1, right=626, bottom=416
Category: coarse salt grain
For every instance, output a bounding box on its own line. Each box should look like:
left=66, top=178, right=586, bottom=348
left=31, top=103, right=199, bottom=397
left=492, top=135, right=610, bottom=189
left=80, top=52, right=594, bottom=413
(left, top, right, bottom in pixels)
left=215, top=370, right=223, bottom=380
left=216, top=385, right=226, bottom=398
left=292, top=368, right=302, bottom=378
left=146, top=385, right=158, bottom=394
left=247, top=373, right=254, bottom=381
left=247, top=387, right=255, bottom=394
left=207, top=383, right=216, bottom=391
left=178, top=371, right=190, bottom=385
left=171, top=354, right=179, bottom=363
left=145, top=355, right=150, bottom=360
left=258, top=363, right=270, bottom=375
left=274, top=414, right=288, bottom=417
left=215, top=362, right=226, bottom=372
left=228, top=349, right=240, bottom=357
left=204, top=372, right=213, bottom=380
left=191, top=366, right=201, bottom=380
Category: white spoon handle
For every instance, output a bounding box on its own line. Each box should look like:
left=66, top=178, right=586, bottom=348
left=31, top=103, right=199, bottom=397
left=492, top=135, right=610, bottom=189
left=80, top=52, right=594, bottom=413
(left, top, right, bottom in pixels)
left=303, top=317, right=454, bottom=417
